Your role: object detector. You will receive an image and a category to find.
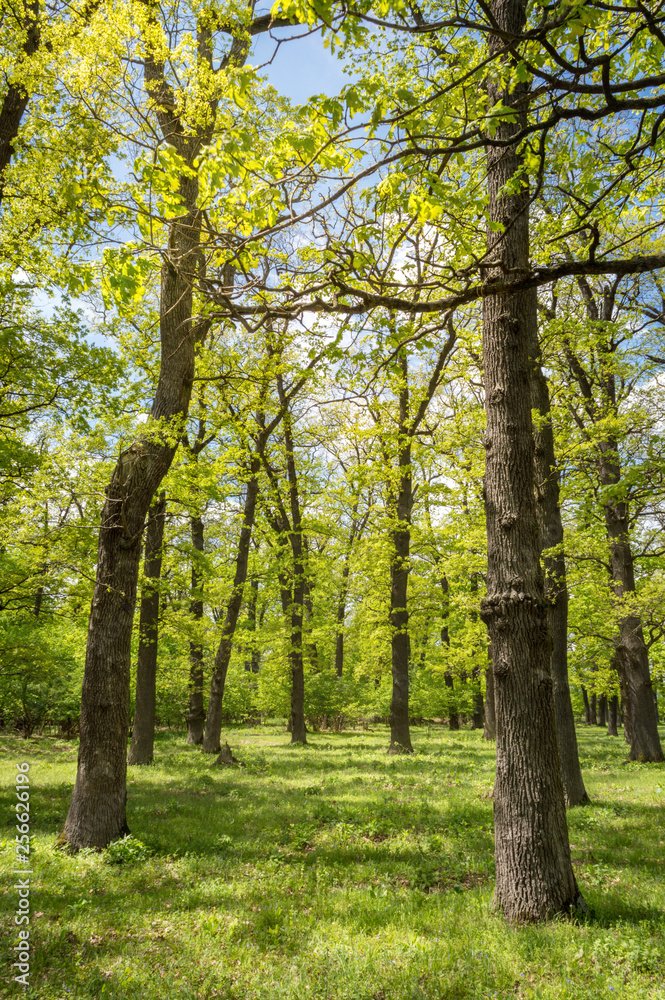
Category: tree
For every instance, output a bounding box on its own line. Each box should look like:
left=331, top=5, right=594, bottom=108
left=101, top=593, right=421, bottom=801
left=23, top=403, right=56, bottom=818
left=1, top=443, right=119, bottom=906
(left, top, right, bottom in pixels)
left=478, top=0, right=583, bottom=920
left=127, top=493, right=166, bottom=765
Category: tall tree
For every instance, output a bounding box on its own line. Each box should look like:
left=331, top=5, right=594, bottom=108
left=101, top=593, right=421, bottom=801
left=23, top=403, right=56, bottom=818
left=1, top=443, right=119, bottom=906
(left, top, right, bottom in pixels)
left=478, top=0, right=583, bottom=920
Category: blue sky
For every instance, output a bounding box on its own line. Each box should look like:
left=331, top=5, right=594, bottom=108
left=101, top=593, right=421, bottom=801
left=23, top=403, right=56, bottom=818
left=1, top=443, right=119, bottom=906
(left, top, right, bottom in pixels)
left=250, top=26, right=349, bottom=103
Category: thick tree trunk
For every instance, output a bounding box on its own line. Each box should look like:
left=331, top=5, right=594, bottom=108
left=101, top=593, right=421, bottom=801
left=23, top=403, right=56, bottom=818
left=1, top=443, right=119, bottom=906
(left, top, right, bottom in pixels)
left=479, top=0, right=583, bottom=920
left=600, top=447, right=663, bottom=760
left=484, top=645, right=496, bottom=740
left=186, top=515, right=206, bottom=745
left=607, top=694, right=619, bottom=737
left=529, top=324, right=588, bottom=806
left=128, top=493, right=166, bottom=765
left=202, top=465, right=260, bottom=753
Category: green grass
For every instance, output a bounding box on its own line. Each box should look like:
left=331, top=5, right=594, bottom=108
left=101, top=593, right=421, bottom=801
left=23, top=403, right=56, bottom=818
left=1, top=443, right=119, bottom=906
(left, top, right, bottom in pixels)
left=1, top=723, right=664, bottom=1000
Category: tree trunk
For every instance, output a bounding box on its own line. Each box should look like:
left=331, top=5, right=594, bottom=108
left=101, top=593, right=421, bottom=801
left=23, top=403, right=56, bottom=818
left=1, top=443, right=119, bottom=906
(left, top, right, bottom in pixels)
left=128, top=493, right=166, bottom=765
left=581, top=687, right=591, bottom=725
left=607, top=694, right=619, bottom=737
left=244, top=573, right=259, bottom=673
left=600, top=446, right=663, bottom=760
left=388, top=364, right=413, bottom=754
left=529, top=320, right=588, bottom=807
left=598, top=694, right=607, bottom=728
left=472, top=667, right=485, bottom=729
left=479, top=0, right=583, bottom=920
left=0, top=0, right=40, bottom=206
left=440, top=575, right=459, bottom=729
left=202, top=463, right=260, bottom=753
left=484, top=645, right=496, bottom=740
left=59, top=184, right=203, bottom=848
left=590, top=692, right=597, bottom=726
left=186, top=515, right=206, bottom=745
left=335, top=557, right=351, bottom=678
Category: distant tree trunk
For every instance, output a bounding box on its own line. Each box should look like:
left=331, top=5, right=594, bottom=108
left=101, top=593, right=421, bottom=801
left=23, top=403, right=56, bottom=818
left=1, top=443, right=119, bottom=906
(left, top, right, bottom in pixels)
left=471, top=667, right=484, bottom=729
left=581, top=687, right=591, bottom=725
left=201, top=462, right=260, bottom=753
left=484, top=645, right=496, bottom=740
left=128, top=493, right=166, bottom=765
left=479, top=0, right=582, bottom=920
left=597, top=694, right=607, bottom=728
left=600, top=455, right=664, bottom=760
left=388, top=359, right=413, bottom=754
left=303, top=573, right=321, bottom=672
left=186, top=515, right=206, bottom=744
left=244, top=573, right=259, bottom=673
left=607, top=695, right=618, bottom=737
left=335, top=540, right=353, bottom=678
left=440, top=574, right=459, bottom=730
left=529, top=308, right=588, bottom=807
left=590, top=692, right=597, bottom=727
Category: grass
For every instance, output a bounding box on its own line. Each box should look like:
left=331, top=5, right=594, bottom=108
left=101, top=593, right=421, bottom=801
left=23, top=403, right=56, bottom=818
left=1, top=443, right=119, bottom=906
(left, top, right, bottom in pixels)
left=1, top=722, right=664, bottom=1000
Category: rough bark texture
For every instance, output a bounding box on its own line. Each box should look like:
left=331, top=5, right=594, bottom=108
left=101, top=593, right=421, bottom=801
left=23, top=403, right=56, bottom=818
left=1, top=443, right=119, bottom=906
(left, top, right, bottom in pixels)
left=479, top=0, right=583, bottom=921
left=186, top=515, right=206, bottom=745
left=202, top=463, right=260, bottom=753
left=607, top=695, right=619, bottom=737
left=529, top=331, right=589, bottom=806
left=128, top=493, right=166, bottom=765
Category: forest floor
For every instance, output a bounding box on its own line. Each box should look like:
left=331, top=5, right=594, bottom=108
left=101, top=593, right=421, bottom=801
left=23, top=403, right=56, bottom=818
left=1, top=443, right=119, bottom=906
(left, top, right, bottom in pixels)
left=0, top=723, right=664, bottom=1000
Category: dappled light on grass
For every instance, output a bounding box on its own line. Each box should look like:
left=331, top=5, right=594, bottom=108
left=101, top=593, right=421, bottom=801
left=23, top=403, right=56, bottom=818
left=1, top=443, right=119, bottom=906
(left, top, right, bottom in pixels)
left=0, top=724, right=663, bottom=998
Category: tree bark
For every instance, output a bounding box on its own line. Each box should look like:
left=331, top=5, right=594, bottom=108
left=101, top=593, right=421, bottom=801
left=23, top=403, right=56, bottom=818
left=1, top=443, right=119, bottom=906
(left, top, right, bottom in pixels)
left=202, top=462, right=260, bottom=753
left=186, top=514, right=206, bottom=745
left=529, top=321, right=588, bottom=806
left=479, top=0, right=583, bottom=921
left=128, top=493, right=166, bottom=765
left=607, top=694, right=619, bottom=737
